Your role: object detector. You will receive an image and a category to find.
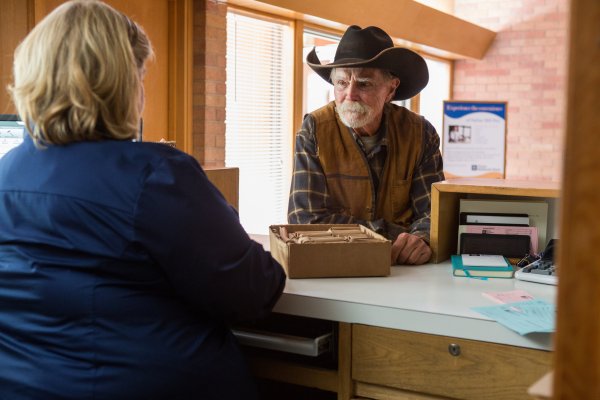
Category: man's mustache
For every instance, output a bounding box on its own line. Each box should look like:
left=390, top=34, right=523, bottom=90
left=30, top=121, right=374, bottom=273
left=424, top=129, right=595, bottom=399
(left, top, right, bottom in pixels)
left=339, top=101, right=369, bottom=114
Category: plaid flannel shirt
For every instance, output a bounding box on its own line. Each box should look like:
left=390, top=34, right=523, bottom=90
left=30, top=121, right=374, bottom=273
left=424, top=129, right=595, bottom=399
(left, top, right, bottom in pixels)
left=287, top=106, right=445, bottom=243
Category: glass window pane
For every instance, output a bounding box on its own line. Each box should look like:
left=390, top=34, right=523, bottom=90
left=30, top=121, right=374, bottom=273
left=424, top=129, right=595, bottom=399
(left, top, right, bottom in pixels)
left=225, top=11, right=293, bottom=234
left=302, top=30, right=339, bottom=115
left=419, top=57, right=452, bottom=143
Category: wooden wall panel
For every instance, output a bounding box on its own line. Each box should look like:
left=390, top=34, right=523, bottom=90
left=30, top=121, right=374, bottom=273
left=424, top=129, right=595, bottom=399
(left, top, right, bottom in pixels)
left=1, top=0, right=193, bottom=153
left=553, top=0, right=600, bottom=398
left=32, top=0, right=171, bottom=143
left=230, top=0, right=496, bottom=60
left=204, top=167, right=239, bottom=210
left=0, top=0, right=33, bottom=114
left=108, top=0, right=171, bottom=144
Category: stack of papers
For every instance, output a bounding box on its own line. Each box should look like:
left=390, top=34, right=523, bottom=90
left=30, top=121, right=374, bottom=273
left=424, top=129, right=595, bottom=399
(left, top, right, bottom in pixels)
left=472, top=299, right=555, bottom=335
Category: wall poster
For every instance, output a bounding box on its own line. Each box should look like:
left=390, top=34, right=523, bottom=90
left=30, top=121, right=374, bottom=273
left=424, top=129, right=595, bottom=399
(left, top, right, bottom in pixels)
left=442, top=101, right=507, bottom=179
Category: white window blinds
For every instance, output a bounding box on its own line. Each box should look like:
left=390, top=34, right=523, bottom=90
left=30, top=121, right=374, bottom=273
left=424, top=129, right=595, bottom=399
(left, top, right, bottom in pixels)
left=225, top=11, right=293, bottom=235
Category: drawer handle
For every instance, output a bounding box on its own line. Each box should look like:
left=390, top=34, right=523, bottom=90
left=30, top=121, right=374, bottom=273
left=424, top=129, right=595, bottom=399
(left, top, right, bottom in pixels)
left=448, top=343, right=461, bottom=356
left=232, top=329, right=333, bottom=357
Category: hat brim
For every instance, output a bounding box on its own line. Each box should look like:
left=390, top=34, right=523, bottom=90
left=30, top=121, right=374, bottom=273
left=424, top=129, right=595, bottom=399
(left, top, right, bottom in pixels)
left=307, top=47, right=429, bottom=101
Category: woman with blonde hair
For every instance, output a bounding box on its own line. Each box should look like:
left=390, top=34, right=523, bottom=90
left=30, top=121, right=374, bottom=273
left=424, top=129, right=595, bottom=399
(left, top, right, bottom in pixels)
left=0, top=1, right=285, bottom=398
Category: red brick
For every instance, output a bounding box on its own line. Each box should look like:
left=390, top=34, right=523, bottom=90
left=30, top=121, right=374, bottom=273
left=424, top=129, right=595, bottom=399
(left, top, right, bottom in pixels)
left=203, top=107, right=217, bottom=121
left=204, top=66, right=226, bottom=81
left=205, top=38, right=225, bottom=54
left=215, top=134, right=225, bottom=148
left=205, top=94, right=226, bottom=108
left=206, top=13, right=225, bottom=29
left=205, top=26, right=226, bottom=39
left=206, top=121, right=226, bottom=135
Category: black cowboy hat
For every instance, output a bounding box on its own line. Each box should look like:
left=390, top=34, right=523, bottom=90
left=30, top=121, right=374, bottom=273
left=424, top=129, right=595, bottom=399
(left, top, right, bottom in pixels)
left=306, top=25, right=429, bottom=101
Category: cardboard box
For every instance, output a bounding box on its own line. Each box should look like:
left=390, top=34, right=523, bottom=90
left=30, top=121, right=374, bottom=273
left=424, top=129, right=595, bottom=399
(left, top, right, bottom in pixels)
left=269, top=224, right=391, bottom=279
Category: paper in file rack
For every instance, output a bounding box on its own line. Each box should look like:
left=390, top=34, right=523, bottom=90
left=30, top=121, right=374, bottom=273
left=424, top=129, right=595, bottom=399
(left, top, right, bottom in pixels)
left=457, top=224, right=539, bottom=254
left=459, top=199, right=548, bottom=251
left=460, top=212, right=529, bottom=226
left=460, top=233, right=531, bottom=258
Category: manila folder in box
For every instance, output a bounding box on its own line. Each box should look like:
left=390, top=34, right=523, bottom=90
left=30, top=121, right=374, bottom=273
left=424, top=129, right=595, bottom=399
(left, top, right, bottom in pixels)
left=451, top=254, right=514, bottom=278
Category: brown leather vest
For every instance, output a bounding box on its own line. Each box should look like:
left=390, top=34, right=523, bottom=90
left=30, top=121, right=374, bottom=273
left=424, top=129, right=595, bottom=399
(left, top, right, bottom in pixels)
left=312, top=101, right=422, bottom=226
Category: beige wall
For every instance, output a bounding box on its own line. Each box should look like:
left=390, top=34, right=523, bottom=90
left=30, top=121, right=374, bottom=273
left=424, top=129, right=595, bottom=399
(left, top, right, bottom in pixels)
left=453, top=0, right=568, bottom=182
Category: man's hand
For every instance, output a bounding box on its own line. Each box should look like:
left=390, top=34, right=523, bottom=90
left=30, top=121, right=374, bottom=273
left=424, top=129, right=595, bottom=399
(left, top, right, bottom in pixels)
left=391, top=233, right=432, bottom=265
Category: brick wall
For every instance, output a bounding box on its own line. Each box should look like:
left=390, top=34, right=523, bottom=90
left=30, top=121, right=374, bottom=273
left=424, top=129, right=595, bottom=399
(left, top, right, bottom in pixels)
left=453, top=0, right=569, bottom=181
left=192, top=0, right=227, bottom=167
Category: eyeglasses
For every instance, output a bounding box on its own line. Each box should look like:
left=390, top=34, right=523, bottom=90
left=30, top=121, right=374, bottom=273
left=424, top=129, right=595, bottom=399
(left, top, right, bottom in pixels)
left=332, top=78, right=384, bottom=93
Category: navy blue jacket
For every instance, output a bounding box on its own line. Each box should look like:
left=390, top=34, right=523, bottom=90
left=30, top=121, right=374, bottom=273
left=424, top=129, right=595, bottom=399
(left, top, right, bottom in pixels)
left=0, top=136, right=286, bottom=399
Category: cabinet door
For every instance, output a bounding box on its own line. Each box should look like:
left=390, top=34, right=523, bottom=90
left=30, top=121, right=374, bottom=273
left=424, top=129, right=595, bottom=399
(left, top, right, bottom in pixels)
left=352, top=324, right=551, bottom=400
left=0, top=1, right=32, bottom=115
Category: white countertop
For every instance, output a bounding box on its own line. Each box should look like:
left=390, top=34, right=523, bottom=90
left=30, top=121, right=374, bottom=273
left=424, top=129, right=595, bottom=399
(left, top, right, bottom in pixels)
left=253, top=234, right=556, bottom=351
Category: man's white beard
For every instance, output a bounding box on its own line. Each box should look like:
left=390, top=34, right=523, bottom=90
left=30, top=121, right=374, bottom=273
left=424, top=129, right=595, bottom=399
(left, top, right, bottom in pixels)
left=337, top=101, right=374, bottom=129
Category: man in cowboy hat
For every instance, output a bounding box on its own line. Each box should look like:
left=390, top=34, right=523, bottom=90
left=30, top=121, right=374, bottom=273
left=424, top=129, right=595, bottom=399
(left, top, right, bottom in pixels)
left=287, top=25, right=444, bottom=265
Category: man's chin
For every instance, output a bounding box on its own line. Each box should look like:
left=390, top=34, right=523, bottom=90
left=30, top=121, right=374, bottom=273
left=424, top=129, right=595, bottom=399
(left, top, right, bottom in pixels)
left=340, top=113, right=368, bottom=129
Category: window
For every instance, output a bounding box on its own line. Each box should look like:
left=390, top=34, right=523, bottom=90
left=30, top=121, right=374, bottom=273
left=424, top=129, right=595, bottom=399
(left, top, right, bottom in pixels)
left=302, top=29, right=340, bottom=116
left=226, top=11, right=452, bottom=235
left=225, top=11, right=293, bottom=234
left=419, top=57, right=452, bottom=141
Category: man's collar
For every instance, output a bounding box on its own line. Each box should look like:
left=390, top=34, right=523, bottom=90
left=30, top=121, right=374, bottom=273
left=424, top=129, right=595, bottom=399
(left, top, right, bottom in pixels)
left=349, top=113, right=388, bottom=154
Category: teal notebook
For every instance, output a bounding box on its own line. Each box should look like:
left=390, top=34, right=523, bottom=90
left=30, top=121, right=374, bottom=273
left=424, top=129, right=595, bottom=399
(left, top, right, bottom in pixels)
left=451, top=254, right=514, bottom=279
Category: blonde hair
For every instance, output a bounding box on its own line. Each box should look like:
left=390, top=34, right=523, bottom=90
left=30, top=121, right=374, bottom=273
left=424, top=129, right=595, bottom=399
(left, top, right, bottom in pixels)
left=9, top=0, right=154, bottom=145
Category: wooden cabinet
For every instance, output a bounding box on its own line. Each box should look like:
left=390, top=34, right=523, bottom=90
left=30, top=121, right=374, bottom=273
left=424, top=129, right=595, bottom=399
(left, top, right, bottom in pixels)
left=246, top=320, right=552, bottom=400
left=205, top=167, right=240, bottom=210
left=352, top=324, right=552, bottom=400
left=244, top=179, right=558, bottom=400
left=243, top=321, right=353, bottom=399
left=430, top=178, right=561, bottom=263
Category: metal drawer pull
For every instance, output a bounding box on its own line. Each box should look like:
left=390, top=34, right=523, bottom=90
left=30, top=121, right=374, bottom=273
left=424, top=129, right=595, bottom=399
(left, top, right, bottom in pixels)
left=232, top=329, right=333, bottom=357
left=448, top=343, right=461, bottom=356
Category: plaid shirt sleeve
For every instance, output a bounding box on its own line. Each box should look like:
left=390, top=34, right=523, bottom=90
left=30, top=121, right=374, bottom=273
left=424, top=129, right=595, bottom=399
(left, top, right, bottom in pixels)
left=405, top=117, right=445, bottom=243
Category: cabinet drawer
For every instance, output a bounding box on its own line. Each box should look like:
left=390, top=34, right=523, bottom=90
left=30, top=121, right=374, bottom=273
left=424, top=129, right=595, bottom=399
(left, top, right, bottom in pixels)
left=352, top=324, right=551, bottom=400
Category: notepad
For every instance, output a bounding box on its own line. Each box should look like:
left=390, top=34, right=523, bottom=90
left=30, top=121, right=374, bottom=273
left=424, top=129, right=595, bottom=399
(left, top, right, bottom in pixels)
left=462, top=255, right=508, bottom=267
left=451, top=254, right=514, bottom=278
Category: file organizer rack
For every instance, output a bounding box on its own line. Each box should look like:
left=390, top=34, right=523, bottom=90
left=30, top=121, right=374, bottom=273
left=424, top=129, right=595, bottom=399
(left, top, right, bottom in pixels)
left=430, top=178, right=560, bottom=263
